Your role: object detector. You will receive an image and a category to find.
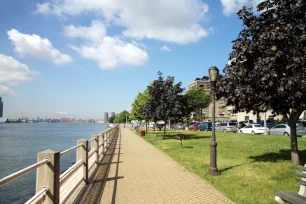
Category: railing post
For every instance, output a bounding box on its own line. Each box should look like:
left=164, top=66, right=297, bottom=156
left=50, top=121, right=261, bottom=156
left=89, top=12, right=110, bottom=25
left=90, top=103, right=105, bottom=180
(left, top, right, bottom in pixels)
left=102, top=133, right=105, bottom=155
left=77, top=139, right=88, bottom=184
left=36, top=149, right=60, bottom=204
left=91, top=135, right=99, bottom=164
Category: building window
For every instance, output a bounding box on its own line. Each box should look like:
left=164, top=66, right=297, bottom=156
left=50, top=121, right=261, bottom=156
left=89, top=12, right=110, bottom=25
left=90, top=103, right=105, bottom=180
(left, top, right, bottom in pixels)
left=200, top=85, right=204, bottom=87
left=219, top=112, right=225, bottom=116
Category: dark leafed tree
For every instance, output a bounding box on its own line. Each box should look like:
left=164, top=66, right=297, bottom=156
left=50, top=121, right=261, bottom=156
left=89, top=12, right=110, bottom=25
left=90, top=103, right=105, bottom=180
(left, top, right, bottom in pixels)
left=142, top=72, right=189, bottom=139
left=186, top=87, right=211, bottom=121
left=217, top=0, right=306, bottom=165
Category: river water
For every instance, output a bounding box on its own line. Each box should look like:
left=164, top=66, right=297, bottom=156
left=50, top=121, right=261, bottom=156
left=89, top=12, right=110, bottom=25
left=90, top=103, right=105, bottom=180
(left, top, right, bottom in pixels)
left=0, top=123, right=107, bottom=204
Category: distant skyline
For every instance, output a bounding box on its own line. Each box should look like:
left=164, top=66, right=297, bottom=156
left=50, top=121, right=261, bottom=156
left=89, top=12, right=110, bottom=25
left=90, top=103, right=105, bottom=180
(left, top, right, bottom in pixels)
left=0, top=0, right=262, bottom=118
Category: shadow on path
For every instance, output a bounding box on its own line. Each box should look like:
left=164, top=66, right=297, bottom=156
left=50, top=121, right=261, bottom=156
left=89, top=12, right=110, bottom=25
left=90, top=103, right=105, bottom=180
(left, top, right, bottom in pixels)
left=74, top=129, right=123, bottom=204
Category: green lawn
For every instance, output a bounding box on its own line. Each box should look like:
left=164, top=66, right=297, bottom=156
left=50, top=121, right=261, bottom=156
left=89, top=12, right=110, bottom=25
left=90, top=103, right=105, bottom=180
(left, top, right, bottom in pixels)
left=135, top=129, right=306, bottom=204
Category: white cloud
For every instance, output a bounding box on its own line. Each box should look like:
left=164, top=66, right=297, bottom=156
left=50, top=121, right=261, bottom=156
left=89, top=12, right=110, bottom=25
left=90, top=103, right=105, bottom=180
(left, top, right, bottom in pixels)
left=64, top=20, right=106, bottom=42
left=7, top=29, right=72, bottom=65
left=71, top=36, right=148, bottom=69
left=221, top=0, right=263, bottom=16
left=0, top=85, right=17, bottom=96
left=35, top=0, right=211, bottom=44
left=0, top=54, right=39, bottom=86
left=160, top=45, right=172, bottom=52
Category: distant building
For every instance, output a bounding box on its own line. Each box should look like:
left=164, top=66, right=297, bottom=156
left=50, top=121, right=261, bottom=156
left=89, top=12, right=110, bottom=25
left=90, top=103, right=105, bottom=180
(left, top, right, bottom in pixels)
left=0, top=97, right=3, bottom=117
left=188, top=76, right=237, bottom=121
left=111, top=112, right=115, bottom=118
left=104, top=112, right=109, bottom=123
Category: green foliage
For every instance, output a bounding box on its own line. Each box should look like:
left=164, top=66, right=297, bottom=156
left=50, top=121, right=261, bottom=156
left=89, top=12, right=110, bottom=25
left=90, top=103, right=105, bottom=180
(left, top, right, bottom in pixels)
left=186, top=87, right=211, bottom=120
left=142, top=72, right=189, bottom=138
left=113, top=110, right=130, bottom=123
left=109, top=116, right=115, bottom=123
left=130, top=89, right=150, bottom=121
left=217, top=0, right=306, bottom=165
left=139, top=129, right=306, bottom=204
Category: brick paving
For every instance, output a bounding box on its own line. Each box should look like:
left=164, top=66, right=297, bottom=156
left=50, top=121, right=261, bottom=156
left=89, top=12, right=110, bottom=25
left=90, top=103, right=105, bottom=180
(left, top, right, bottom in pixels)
left=77, top=127, right=234, bottom=203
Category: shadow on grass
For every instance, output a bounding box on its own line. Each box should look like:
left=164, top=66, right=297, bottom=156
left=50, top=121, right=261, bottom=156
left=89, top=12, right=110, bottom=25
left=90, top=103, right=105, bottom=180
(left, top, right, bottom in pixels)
left=249, top=149, right=306, bottom=164
left=220, top=161, right=255, bottom=173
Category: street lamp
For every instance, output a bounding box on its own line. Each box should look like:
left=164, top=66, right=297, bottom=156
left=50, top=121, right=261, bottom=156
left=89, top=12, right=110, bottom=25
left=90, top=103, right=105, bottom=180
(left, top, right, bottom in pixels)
left=207, top=66, right=221, bottom=176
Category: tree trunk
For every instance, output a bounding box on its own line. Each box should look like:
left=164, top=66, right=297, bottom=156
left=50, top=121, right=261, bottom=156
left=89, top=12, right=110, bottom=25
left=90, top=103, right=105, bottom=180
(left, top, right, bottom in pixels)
left=145, top=122, right=148, bottom=133
left=256, top=112, right=260, bottom=124
left=155, top=121, right=157, bottom=137
left=163, top=120, right=166, bottom=139
left=289, top=111, right=300, bottom=166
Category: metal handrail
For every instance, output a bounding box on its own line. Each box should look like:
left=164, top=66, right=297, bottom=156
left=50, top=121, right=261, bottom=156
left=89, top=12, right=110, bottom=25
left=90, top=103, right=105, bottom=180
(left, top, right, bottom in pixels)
left=60, top=160, right=83, bottom=183
left=0, top=158, right=50, bottom=188
left=25, top=187, right=48, bottom=204
left=60, top=144, right=83, bottom=156
left=88, top=137, right=96, bottom=142
left=88, top=149, right=96, bottom=157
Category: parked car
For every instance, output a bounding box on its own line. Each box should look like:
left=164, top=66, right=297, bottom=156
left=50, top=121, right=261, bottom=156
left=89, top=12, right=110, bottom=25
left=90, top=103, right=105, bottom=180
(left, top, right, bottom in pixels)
left=241, top=120, right=254, bottom=126
left=188, top=122, right=199, bottom=131
left=173, top=122, right=185, bottom=130
left=149, top=122, right=155, bottom=128
left=238, top=121, right=246, bottom=129
left=269, top=124, right=306, bottom=136
left=260, top=120, right=274, bottom=128
left=199, top=122, right=212, bottom=131
left=238, top=124, right=268, bottom=134
left=298, top=120, right=306, bottom=128
left=215, top=122, right=237, bottom=132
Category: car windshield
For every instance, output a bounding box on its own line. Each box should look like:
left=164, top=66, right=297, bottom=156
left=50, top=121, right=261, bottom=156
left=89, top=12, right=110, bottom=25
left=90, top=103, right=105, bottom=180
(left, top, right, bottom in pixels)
left=229, top=123, right=236, bottom=126
left=254, top=124, right=261, bottom=127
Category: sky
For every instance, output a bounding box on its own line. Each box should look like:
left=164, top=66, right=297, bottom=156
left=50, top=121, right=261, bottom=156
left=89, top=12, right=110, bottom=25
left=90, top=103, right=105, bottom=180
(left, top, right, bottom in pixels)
left=0, top=0, right=262, bottom=119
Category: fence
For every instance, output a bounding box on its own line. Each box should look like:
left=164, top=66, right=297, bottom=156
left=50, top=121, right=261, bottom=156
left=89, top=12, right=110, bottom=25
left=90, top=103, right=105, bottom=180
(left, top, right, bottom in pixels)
left=0, top=125, right=119, bottom=204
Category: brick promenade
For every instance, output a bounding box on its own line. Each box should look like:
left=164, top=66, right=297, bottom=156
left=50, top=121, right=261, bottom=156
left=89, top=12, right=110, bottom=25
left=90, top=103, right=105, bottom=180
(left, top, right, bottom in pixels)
left=79, top=128, right=234, bottom=204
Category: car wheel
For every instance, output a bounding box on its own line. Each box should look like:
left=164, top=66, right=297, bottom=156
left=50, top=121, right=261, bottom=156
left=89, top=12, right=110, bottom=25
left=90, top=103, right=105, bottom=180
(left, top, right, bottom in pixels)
left=251, top=131, right=255, bottom=134
left=284, top=132, right=289, bottom=136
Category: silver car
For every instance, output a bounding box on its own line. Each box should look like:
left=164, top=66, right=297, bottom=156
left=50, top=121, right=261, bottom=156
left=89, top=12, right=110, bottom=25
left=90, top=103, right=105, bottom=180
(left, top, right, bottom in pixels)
left=269, top=124, right=306, bottom=136
left=215, top=122, right=237, bottom=132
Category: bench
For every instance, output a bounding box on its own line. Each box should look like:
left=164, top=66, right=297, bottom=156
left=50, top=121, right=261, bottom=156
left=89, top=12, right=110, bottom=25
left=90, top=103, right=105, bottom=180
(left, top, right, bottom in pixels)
left=274, top=164, right=306, bottom=204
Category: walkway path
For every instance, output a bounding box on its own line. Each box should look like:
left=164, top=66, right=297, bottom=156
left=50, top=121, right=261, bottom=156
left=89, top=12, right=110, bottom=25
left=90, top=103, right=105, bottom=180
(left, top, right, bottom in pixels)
left=78, top=128, right=234, bottom=204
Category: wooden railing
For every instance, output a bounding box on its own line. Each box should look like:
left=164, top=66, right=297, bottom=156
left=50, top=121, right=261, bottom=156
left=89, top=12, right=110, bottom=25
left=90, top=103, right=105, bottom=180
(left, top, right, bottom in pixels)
left=0, top=125, right=119, bottom=204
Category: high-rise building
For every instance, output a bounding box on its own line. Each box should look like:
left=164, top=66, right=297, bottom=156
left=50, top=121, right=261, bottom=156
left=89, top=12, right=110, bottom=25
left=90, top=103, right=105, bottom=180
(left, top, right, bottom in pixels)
left=0, top=97, right=3, bottom=118
left=111, top=112, right=115, bottom=118
left=104, top=112, right=109, bottom=123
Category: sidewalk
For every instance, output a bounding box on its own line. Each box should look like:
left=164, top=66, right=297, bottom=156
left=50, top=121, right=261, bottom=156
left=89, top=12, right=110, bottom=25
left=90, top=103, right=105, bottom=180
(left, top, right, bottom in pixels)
left=98, top=128, right=234, bottom=204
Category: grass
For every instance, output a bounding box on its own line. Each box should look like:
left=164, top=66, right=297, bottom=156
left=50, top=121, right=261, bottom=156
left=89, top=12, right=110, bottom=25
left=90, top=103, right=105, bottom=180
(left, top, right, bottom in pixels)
left=134, top=128, right=306, bottom=204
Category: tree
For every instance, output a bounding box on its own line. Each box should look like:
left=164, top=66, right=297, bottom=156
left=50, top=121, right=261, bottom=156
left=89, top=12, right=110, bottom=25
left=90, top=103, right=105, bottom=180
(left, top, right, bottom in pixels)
left=114, top=111, right=130, bottom=123
left=186, top=87, right=211, bottom=121
left=217, top=0, right=306, bottom=165
left=130, top=89, right=150, bottom=132
left=142, top=72, right=189, bottom=139
left=109, top=115, right=115, bottom=123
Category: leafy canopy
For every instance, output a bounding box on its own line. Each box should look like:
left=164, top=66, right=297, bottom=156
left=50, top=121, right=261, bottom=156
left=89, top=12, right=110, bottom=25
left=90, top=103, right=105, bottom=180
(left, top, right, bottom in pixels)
left=217, top=0, right=306, bottom=165
left=130, top=89, right=150, bottom=121
left=142, top=72, right=189, bottom=137
left=186, top=87, right=211, bottom=118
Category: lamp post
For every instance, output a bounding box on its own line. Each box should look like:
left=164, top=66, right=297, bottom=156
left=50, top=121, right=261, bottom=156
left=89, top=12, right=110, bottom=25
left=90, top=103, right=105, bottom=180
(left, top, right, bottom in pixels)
left=207, top=66, right=221, bottom=176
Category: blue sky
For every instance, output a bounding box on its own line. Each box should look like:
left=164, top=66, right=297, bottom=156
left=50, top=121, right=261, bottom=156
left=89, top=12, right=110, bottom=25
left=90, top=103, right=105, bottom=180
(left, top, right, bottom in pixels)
left=0, top=0, right=260, bottom=119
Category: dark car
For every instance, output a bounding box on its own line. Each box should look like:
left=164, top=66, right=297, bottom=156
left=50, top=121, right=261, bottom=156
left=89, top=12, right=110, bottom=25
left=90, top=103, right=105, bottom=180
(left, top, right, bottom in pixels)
left=174, top=122, right=185, bottom=130
left=260, top=120, right=274, bottom=129
left=199, top=122, right=212, bottom=131
left=188, top=122, right=199, bottom=131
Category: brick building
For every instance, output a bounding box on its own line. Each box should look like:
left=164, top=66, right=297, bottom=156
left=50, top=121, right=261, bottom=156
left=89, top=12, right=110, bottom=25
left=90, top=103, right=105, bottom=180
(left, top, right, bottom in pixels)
left=188, top=76, right=237, bottom=121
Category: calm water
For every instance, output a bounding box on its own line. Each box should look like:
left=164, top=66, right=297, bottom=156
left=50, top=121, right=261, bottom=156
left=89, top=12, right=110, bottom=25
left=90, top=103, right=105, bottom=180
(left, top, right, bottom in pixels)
left=0, top=123, right=107, bottom=204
